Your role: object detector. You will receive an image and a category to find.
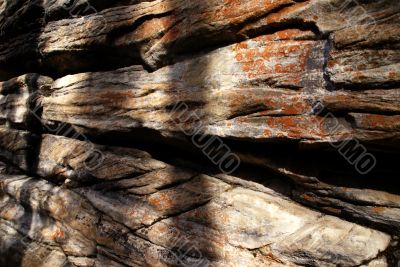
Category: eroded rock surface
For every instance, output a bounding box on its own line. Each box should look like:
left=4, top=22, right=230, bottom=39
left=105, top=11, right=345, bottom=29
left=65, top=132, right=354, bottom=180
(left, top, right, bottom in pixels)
left=0, top=137, right=392, bottom=266
left=0, top=0, right=399, bottom=266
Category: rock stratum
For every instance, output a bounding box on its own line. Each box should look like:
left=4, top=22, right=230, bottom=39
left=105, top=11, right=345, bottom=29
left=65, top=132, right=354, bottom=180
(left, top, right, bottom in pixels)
left=0, top=0, right=399, bottom=266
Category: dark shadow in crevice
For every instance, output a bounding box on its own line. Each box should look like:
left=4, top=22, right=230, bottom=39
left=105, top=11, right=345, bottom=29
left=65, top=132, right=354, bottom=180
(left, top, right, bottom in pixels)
left=0, top=0, right=44, bottom=81
left=85, top=127, right=400, bottom=195
left=0, top=14, right=45, bottom=263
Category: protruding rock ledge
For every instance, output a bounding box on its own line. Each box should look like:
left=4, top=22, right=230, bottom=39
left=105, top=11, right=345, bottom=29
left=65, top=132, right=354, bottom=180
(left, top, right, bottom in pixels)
left=0, top=126, right=399, bottom=237
left=1, top=0, right=400, bottom=266
left=1, top=0, right=398, bottom=79
left=40, top=43, right=400, bottom=143
left=0, top=170, right=392, bottom=266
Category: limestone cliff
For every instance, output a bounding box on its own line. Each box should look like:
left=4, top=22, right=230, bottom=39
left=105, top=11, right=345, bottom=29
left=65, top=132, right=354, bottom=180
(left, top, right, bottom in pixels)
left=0, top=0, right=399, bottom=266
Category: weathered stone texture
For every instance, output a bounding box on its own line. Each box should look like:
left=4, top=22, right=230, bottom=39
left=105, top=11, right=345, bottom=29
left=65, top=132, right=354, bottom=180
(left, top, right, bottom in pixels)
left=0, top=74, right=53, bottom=129
left=0, top=151, right=392, bottom=266
left=0, top=0, right=399, bottom=266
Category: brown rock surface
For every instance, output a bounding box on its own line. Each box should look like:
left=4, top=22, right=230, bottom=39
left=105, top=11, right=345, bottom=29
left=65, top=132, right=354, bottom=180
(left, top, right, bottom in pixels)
left=0, top=0, right=399, bottom=266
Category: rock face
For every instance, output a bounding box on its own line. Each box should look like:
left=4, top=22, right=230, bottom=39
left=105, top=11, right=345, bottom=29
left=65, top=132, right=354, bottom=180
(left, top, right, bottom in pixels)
left=0, top=0, right=399, bottom=266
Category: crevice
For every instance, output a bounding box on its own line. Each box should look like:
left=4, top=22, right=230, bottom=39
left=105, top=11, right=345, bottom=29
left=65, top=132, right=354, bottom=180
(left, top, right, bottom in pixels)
left=106, top=10, right=175, bottom=43
left=226, top=104, right=275, bottom=120
left=292, top=189, right=400, bottom=235
left=305, top=188, right=400, bottom=209
left=323, top=36, right=336, bottom=92
left=95, top=245, right=132, bottom=267
left=135, top=194, right=220, bottom=232
left=335, top=81, right=400, bottom=91
left=243, top=19, right=322, bottom=40
left=153, top=173, right=198, bottom=191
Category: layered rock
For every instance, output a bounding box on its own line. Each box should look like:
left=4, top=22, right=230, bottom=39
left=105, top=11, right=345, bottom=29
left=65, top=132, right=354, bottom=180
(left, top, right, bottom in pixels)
left=39, top=40, right=400, bottom=142
left=1, top=0, right=399, bottom=78
left=0, top=130, right=393, bottom=266
left=0, top=74, right=53, bottom=129
left=1, top=0, right=400, bottom=266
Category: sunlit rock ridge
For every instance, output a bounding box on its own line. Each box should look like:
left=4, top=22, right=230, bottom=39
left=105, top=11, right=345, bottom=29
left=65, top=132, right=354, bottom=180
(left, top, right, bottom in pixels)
left=0, top=0, right=399, bottom=266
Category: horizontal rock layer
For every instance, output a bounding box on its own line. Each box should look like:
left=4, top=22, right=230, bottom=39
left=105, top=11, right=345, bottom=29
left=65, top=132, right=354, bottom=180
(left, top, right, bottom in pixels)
left=1, top=0, right=399, bottom=79
left=1, top=0, right=400, bottom=266
left=0, top=131, right=393, bottom=266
